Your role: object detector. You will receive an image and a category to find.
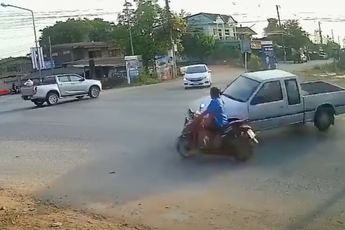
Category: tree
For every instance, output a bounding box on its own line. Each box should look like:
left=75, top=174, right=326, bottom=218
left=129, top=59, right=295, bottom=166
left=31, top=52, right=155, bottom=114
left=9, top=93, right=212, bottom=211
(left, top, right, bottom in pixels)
left=116, top=0, right=186, bottom=67
left=283, top=20, right=311, bottom=50
left=264, top=18, right=283, bottom=46
left=39, top=18, right=115, bottom=46
left=181, top=32, right=215, bottom=60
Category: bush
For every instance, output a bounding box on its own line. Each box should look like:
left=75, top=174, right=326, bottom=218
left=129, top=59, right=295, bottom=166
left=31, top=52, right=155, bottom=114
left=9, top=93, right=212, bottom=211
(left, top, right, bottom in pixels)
left=248, top=54, right=263, bottom=72
left=138, top=72, right=161, bottom=85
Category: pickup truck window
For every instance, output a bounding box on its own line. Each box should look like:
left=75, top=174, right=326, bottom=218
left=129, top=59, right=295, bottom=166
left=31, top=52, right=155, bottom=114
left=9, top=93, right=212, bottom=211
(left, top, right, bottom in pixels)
left=69, top=75, right=82, bottom=82
left=58, top=76, right=70, bottom=83
left=285, top=79, right=301, bottom=105
left=222, top=76, right=260, bottom=102
left=251, top=81, right=283, bottom=105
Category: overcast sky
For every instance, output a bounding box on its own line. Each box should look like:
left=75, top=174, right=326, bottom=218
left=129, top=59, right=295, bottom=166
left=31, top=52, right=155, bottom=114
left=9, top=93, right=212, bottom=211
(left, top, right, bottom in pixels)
left=1, top=0, right=345, bottom=58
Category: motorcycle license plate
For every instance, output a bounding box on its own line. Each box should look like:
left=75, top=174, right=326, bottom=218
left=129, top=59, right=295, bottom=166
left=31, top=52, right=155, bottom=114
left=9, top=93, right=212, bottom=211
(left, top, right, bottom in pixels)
left=247, top=129, right=256, bottom=139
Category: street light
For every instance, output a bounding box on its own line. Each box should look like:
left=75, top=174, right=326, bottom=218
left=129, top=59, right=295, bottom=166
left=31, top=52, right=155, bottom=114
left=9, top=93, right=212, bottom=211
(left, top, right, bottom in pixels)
left=1, top=3, right=41, bottom=77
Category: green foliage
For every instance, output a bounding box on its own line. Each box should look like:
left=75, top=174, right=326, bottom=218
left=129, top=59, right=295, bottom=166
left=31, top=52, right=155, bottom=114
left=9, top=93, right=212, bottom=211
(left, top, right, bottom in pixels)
left=248, top=54, right=263, bottom=72
left=264, top=19, right=311, bottom=50
left=283, top=20, right=311, bottom=50
left=138, top=72, right=160, bottom=85
left=181, top=32, right=215, bottom=59
left=210, top=42, right=240, bottom=60
left=40, top=18, right=115, bottom=46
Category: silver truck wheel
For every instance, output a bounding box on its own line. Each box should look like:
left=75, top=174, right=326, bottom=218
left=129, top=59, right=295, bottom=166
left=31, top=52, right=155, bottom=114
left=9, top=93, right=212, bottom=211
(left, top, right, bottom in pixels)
left=89, top=86, right=100, bottom=98
left=314, top=108, right=334, bottom=132
left=47, top=92, right=59, bottom=105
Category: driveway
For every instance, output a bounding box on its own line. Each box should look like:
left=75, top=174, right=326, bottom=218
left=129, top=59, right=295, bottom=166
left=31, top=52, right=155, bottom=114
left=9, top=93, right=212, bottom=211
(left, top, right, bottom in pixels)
left=1, top=60, right=344, bottom=230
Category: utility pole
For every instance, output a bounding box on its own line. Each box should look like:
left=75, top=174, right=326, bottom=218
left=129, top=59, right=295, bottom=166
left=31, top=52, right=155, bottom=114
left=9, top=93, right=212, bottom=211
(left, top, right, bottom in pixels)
left=1, top=3, right=42, bottom=78
left=331, top=29, right=335, bottom=42
left=165, top=0, right=176, bottom=78
left=318, top=21, right=323, bottom=45
left=124, top=0, right=134, bottom=56
left=276, top=5, right=286, bottom=62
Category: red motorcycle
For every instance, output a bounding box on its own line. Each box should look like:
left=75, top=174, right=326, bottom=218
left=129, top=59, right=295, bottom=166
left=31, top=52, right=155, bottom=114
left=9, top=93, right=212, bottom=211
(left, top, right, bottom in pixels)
left=176, top=109, right=259, bottom=162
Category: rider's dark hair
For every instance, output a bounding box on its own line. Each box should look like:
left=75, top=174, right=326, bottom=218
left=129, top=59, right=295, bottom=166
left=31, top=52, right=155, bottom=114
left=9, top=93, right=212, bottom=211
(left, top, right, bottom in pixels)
left=210, top=87, right=221, bottom=98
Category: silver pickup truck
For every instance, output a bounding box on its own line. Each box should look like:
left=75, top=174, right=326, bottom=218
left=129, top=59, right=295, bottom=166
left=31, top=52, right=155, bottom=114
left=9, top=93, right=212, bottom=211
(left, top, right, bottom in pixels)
left=21, top=74, right=102, bottom=106
left=191, top=70, right=345, bottom=132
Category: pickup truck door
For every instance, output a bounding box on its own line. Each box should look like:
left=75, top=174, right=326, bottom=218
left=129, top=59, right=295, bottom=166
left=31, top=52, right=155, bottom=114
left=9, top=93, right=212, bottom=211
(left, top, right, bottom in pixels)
left=68, top=74, right=88, bottom=94
left=282, top=78, right=304, bottom=125
left=57, top=75, right=71, bottom=96
left=248, top=80, right=289, bottom=130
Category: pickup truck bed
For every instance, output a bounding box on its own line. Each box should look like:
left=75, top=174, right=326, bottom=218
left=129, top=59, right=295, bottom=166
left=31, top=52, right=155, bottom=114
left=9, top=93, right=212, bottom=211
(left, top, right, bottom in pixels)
left=301, top=81, right=344, bottom=95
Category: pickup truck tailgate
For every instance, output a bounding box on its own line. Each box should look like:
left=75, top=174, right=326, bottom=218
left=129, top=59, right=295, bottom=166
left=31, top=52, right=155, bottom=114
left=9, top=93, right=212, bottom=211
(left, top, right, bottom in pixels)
left=21, top=86, right=35, bottom=96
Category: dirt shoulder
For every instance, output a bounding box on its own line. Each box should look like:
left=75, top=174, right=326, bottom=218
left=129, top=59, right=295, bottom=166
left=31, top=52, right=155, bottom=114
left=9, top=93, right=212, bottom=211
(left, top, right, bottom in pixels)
left=0, top=188, right=148, bottom=230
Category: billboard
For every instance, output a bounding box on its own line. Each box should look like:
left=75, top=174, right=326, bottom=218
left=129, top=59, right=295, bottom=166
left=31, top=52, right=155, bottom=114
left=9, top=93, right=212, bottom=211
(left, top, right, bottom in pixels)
left=30, top=47, right=46, bottom=70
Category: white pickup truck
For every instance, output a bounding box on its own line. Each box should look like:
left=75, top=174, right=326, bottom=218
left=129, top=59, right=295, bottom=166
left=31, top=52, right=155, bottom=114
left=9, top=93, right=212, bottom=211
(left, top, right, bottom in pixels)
left=21, top=74, right=102, bottom=106
left=191, top=70, right=345, bottom=132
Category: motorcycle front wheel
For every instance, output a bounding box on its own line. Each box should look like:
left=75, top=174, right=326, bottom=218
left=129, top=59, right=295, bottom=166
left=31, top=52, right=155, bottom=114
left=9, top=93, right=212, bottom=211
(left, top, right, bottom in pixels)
left=176, top=135, right=194, bottom=158
left=232, top=135, right=253, bottom=162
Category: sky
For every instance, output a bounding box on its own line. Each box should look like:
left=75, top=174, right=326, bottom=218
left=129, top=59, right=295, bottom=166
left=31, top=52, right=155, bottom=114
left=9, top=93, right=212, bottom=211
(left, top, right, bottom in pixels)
left=1, top=0, right=345, bottom=58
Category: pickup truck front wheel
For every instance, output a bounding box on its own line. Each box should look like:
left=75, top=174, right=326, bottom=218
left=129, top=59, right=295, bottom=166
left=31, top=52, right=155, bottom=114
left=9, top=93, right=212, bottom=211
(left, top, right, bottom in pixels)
left=314, top=108, right=334, bottom=132
left=89, top=86, right=100, bottom=98
left=46, top=92, right=59, bottom=106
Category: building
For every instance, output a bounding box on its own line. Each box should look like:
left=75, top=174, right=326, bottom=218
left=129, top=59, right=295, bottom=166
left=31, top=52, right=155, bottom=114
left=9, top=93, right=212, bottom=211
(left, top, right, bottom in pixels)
left=46, top=42, right=123, bottom=67
left=236, top=26, right=257, bottom=40
left=43, top=42, right=126, bottom=81
left=185, top=12, right=238, bottom=41
left=0, top=57, right=33, bottom=89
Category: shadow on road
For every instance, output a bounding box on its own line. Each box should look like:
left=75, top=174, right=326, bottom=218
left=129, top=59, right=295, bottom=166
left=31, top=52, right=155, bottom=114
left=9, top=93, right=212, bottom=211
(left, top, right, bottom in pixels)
left=0, top=98, right=93, bottom=115
left=33, top=124, right=337, bottom=210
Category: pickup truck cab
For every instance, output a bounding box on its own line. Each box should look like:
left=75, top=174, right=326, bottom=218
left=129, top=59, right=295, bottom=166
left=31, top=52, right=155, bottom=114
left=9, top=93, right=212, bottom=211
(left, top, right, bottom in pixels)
left=192, top=70, right=345, bottom=132
left=21, top=74, right=102, bottom=106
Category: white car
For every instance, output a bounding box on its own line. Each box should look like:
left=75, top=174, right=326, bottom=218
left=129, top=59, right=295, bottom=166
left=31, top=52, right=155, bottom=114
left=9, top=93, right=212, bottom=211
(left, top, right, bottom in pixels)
left=183, top=64, right=212, bottom=89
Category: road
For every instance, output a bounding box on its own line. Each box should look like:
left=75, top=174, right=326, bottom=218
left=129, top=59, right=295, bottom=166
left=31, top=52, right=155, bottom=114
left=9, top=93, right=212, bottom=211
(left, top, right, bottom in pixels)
left=1, top=60, right=345, bottom=230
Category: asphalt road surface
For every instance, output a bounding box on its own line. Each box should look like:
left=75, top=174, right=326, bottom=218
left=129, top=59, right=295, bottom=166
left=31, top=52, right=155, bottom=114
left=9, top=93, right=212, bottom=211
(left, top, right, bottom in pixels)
left=1, top=60, right=345, bottom=230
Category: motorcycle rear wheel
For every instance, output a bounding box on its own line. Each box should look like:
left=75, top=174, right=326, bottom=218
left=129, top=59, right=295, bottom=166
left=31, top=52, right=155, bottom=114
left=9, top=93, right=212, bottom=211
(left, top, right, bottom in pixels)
left=176, top=136, right=194, bottom=158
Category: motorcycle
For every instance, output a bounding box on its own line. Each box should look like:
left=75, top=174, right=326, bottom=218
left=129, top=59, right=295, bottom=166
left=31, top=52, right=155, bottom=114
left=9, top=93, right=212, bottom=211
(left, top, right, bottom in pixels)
left=176, top=109, right=259, bottom=162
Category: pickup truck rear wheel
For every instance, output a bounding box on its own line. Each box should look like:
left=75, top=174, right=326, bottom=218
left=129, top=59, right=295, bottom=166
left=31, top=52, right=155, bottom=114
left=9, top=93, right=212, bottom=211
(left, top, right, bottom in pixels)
left=46, top=92, right=59, bottom=105
left=314, top=108, right=334, bottom=132
left=89, top=86, right=100, bottom=98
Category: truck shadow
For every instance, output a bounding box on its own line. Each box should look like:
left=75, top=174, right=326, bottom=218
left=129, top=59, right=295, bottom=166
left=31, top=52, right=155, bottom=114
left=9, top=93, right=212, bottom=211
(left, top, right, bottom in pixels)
left=0, top=98, right=92, bottom=115
left=252, top=125, right=337, bottom=166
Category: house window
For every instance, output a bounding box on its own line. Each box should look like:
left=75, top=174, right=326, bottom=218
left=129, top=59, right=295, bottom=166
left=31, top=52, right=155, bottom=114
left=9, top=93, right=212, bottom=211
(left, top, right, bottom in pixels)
left=225, top=29, right=230, bottom=39
left=218, top=28, right=223, bottom=40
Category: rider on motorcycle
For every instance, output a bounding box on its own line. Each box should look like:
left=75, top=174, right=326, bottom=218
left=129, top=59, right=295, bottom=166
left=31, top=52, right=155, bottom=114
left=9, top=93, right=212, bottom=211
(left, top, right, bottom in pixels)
left=203, top=87, right=229, bottom=130
left=196, top=87, right=229, bottom=148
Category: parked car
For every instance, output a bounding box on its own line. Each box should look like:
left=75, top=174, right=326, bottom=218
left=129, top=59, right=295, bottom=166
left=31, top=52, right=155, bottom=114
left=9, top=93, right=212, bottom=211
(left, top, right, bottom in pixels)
left=183, top=64, right=212, bottom=89
left=294, top=53, right=307, bottom=63
left=319, top=52, right=328, bottom=60
left=189, top=70, right=345, bottom=132
left=21, top=74, right=102, bottom=106
left=0, top=89, right=10, bottom=96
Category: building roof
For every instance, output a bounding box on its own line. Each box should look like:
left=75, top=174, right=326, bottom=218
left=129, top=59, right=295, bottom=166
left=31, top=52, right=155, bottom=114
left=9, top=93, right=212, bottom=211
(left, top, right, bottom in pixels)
left=185, top=12, right=238, bottom=23
left=243, top=70, right=296, bottom=82
left=52, top=42, right=116, bottom=49
left=236, top=26, right=257, bottom=36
